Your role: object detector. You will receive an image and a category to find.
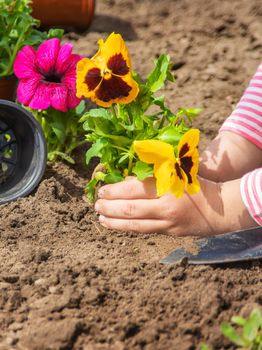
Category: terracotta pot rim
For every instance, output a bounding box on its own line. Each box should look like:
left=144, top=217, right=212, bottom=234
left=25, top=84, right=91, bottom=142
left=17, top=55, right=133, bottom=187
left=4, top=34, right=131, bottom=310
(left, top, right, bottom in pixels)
left=32, top=0, right=96, bottom=29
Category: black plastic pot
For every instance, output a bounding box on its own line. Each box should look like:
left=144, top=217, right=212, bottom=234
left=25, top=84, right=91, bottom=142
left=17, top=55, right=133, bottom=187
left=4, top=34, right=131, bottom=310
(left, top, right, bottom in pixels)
left=0, top=100, right=47, bottom=204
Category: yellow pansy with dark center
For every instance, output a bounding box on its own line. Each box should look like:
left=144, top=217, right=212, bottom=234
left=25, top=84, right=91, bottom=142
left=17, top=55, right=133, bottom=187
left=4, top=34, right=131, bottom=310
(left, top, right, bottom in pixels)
left=76, top=33, right=139, bottom=107
left=134, top=129, right=200, bottom=198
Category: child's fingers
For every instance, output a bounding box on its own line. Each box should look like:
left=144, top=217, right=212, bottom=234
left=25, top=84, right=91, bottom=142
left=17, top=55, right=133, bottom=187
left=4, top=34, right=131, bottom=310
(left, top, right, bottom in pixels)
left=98, top=177, right=157, bottom=200
left=95, top=198, right=164, bottom=220
left=98, top=215, right=170, bottom=234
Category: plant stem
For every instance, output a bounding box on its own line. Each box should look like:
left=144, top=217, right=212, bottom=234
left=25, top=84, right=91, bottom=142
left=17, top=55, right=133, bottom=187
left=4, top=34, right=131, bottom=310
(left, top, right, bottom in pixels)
left=110, top=144, right=128, bottom=152
left=111, top=104, right=118, bottom=121
left=127, top=147, right=134, bottom=175
left=4, top=24, right=30, bottom=76
left=159, top=112, right=166, bottom=129
left=126, top=105, right=132, bottom=124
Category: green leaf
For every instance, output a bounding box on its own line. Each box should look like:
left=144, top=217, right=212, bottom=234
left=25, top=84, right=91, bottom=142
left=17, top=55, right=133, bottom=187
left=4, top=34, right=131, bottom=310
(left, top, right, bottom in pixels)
left=23, top=31, right=46, bottom=46
left=146, top=54, right=172, bottom=93
left=152, top=95, right=165, bottom=108
left=47, top=28, right=64, bottom=39
left=118, top=153, right=129, bottom=164
left=75, top=100, right=86, bottom=115
left=243, top=318, right=259, bottom=342
left=231, top=316, right=247, bottom=326
left=85, top=138, right=108, bottom=165
left=50, top=121, right=65, bottom=143
left=104, top=171, right=124, bottom=184
left=85, top=178, right=99, bottom=203
left=105, top=134, right=132, bottom=147
left=48, top=151, right=75, bottom=164
left=220, top=323, right=246, bottom=346
left=250, top=308, right=262, bottom=326
left=94, top=171, right=106, bottom=181
left=86, top=108, right=113, bottom=120
left=157, top=126, right=183, bottom=145
left=167, top=66, right=176, bottom=83
left=93, top=118, right=111, bottom=135
left=200, top=345, right=210, bottom=350
left=132, top=161, right=153, bottom=181
left=9, top=28, right=18, bottom=39
left=177, top=108, right=202, bottom=124
left=243, top=309, right=262, bottom=342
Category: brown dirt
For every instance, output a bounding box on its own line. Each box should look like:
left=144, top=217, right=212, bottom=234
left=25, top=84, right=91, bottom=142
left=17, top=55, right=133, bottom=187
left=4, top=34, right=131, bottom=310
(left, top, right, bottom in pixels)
left=1, top=0, right=262, bottom=349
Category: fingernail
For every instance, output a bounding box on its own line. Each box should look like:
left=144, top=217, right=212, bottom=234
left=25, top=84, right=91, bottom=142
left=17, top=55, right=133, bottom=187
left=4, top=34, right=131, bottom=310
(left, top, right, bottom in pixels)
left=94, top=202, right=100, bottom=212
left=98, top=188, right=104, bottom=198
left=99, top=215, right=105, bottom=223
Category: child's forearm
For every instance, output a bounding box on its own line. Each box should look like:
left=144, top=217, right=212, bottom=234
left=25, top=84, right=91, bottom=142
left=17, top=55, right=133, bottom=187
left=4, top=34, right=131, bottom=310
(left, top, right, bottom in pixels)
left=200, top=62, right=262, bottom=182
left=199, top=131, right=262, bottom=181
left=218, top=177, right=259, bottom=232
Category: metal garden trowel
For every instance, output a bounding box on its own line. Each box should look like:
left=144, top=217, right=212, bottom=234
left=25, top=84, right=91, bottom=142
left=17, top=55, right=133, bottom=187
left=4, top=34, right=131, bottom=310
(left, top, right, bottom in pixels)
left=160, top=226, right=262, bottom=265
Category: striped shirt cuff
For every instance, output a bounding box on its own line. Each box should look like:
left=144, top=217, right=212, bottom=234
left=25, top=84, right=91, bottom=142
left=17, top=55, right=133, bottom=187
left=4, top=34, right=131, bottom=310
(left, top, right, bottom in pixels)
left=220, top=62, right=262, bottom=149
left=240, top=168, right=262, bottom=226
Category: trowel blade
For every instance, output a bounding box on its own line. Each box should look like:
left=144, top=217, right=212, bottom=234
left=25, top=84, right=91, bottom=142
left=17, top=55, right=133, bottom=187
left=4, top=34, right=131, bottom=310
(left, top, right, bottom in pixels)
left=160, top=226, right=262, bottom=265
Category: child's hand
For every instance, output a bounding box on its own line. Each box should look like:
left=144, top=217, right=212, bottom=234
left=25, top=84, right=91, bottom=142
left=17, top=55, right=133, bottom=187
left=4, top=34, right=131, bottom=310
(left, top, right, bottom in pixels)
left=94, top=176, right=256, bottom=236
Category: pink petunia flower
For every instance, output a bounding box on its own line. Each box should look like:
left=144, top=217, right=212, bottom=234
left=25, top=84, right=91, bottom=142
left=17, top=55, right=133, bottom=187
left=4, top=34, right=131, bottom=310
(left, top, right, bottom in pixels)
left=14, top=38, right=82, bottom=112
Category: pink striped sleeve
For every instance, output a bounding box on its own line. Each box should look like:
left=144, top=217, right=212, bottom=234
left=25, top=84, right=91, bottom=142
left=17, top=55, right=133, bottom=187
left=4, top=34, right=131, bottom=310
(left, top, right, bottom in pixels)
left=220, top=62, right=262, bottom=149
left=240, top=168, right=262, bottom=226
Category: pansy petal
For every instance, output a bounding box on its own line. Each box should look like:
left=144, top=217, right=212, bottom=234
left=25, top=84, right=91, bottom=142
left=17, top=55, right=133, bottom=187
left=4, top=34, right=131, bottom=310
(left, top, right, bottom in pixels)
left=189, top=148, right=199, bottom=177
left=178, top=129, right=200, bottom=158
left=134, top=140, right=175, bottom=164
left=186, top=176, right=201, bottom=195
left=185, top=149, right=200, bottom=195
left=99, top=33, right=131, bottom=70
left=154, top=160, right=173, bottom=197
left=91, top=38, right=104, bottom=60
left=170, top=166, right=186, bottom=198
left=14, top=46, right=37, bottom=79
left=91, top=74, right=138, bottom=107
left=108, top=53, right=129, bottom=76
left=94, top=75, right=131, bottom=106
left=116, top=74, right=139, bottom=104
left=76, top=58, right=101, bottom=98
left=180, top=148, right=199, bottom=185
left=16, top=75, right=41, bottom=105
left=29, top=82, right=51, bottom=110
left=36, top=38, right=60, bottom=74
left=55, top=43, right=73, bottom=74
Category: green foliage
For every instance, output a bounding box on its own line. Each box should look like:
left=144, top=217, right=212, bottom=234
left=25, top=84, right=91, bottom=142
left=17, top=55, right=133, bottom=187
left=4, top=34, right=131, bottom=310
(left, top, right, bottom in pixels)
left=26, top=100, right=87, bottom=164
left=81, top=54, right=201, bottom=201
left=200, top=308, right=262, bottom=350
left=0, top=0, right=63, bottom=77
left=221, top=308, right=262, bottom=349
left=200, top=345, right=210, bottom=350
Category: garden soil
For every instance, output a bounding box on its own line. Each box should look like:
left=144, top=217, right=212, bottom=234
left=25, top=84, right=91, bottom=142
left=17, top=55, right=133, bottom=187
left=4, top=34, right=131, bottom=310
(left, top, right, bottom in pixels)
left=1, top=0, right=262, bottom=349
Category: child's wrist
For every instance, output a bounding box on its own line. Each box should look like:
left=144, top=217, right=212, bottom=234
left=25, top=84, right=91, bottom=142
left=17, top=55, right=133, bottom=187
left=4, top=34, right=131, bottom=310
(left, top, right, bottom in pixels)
left=199, top=131, right=262, bottom=182
left=220, top=179, right=258, bottom=232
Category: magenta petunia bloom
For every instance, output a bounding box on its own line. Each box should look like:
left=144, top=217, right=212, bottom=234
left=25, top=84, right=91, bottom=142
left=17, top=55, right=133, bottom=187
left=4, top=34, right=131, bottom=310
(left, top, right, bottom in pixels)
left=14, top=38, right=82, bottom=112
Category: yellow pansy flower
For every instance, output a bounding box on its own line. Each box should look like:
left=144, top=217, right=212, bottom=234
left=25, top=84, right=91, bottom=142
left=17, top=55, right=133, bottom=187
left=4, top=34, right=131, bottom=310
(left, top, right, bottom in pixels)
left=134, top=129, right=200, bottom=198
left=76, top=32, right=139, bottom=107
